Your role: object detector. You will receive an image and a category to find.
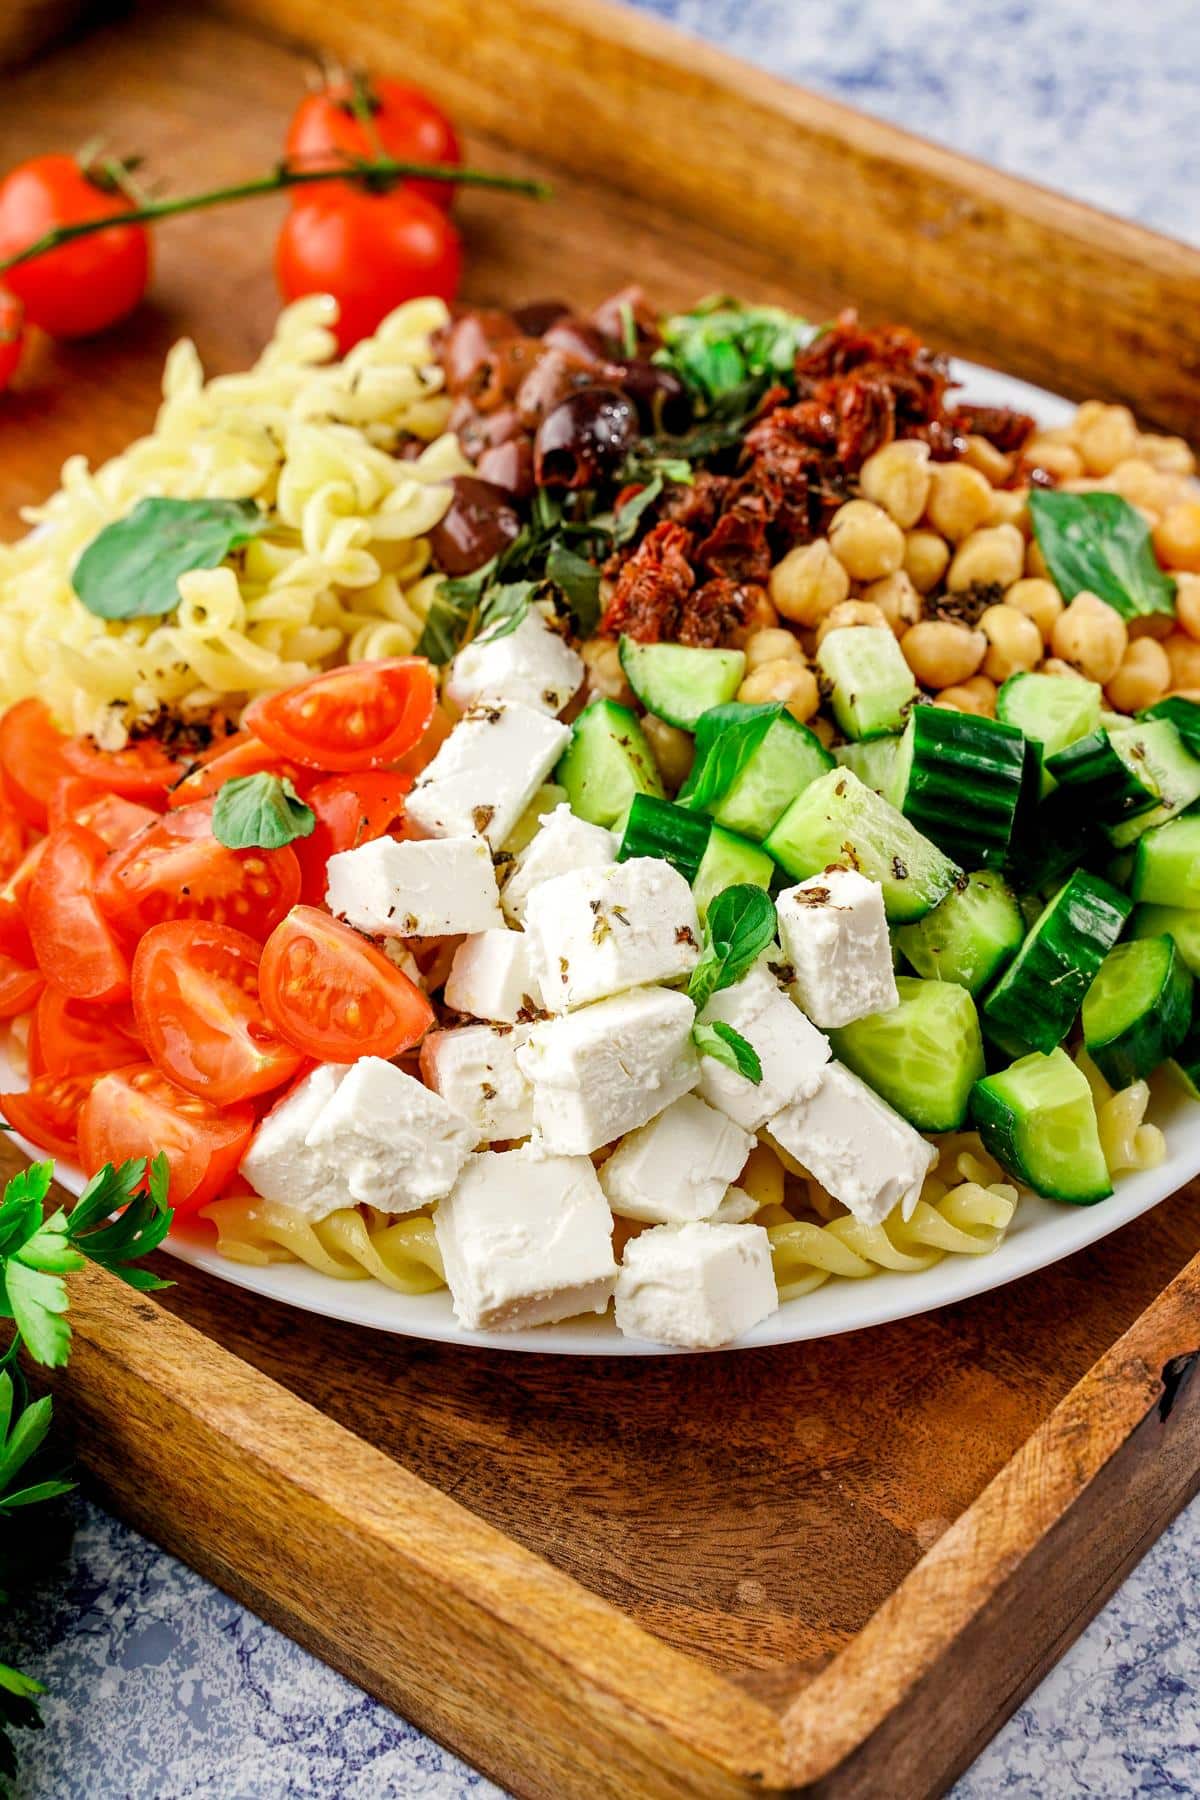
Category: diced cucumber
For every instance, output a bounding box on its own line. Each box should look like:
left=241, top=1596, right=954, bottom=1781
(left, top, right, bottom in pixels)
left=679, top=704, right=834, bottom=839
left=1131, top=903, right=1200, bottom=975
left=502, top=783, right=568, bottom=854
left=895, top=869, right=1025, bottom=995
left=764, top=767, right=961, bottom=922
left=1130, top=812, right=1200, bottom=908
left=888, top=705, right=1026, bottom=870
left=970, top=1047, right=1112, bottom=1204
left=618, top=638, right=745, bottom=731
left=833, top=736, right=900, bottom=796
left=691, top=825, right=774, bottom=923
left=816, top=627, right=917, bottom=740
left=1167, top=999, right=1200, bottom=1099
left=556, top=699, right=664, bottom=827
left=1045, top=726, right=1162, bottom=824
left=982, top=869, right=1131, bottom=1053
left=830, top=976, right=984, bottom=1131
left=1082, top=934, right=1193, bottom=1087
left=995, top=670, right=1102, bottom=769
left=1140, top=695, right=1200, bottom=758
left=1003, top=784, right=1095, bottom=894
left=1106, top=720, right=1200, bottom=848
left=616, top=793, right=712, bottom=881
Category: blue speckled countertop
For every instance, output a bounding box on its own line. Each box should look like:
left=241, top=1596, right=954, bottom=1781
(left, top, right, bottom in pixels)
left=12, top=2, right=1200, bottom=1795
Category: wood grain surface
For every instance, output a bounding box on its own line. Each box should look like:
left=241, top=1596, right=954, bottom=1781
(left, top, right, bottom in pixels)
left=9, top=2, right=1200, bottom=1795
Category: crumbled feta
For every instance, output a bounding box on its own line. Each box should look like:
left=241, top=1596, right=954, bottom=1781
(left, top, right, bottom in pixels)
left=598, top=1093, right=753, bottom=1224
left=776, top=868, right=899, bottom=1028
left=405, top=701, right=571, bottom=847
left=710, top=1186, right=760, bottom=1224
left=696, top=962, right=830, bottom=1131
left=435, top=1143, right=617, bottom=1331
left=239, top=1064, right=349, bottom=1220
left=500, top=804, right=616, bottom=926
left=420, top=1024, right=533, bottom=1144
left=517, top=985, right=699, bottom=1155
left=325, top=834, right=503, bottom=938
left=444, top=604, right=584, bottom=718
left=443, top=929, right=538, bottom=1024
left=768, top=1061, right=937, bottom=1227
left=303, top=1055, right=475, bottom=1214
left=524, top=857, right=701, bottom=1011
left=614, top=1221, right=778, bottom=1349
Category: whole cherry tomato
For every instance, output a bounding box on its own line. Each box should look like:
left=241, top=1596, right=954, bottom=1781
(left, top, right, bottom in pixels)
left=276, top=186, right=461, bottom=353
left=0, top=154, right=150, bottom=338
left=0, top=292, right=23, bottom=392
left=285, top=76, right=461, bottom=212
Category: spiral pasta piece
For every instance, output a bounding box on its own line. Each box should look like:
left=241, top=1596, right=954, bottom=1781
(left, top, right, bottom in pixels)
left=1076, top=1049, right=1167, bottom=1175
left=201, top=1196, right=446, bottom=1296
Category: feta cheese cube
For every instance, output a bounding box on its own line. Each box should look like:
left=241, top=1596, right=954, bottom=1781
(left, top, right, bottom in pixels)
left=517, top=985, right=699, bottom=1155
left=598, top=1094, right=753, bottom=1224
left=406, top=701, right=571, bottom=848
left=776, top=868, right=899, bottom=1028
left=420, top=1024, right=533, bottom=1144
left=444, top=604, right=584, bottom=718
left=443, top=929, right=537, bottom=1024
left=710, top=1186, right=760, bottom=1224
left=500, top=804, right=616, bottom=926
left=304, top=1055, right=475, bottom=1214
left=524, top=857, right=701, bottom=1011
left=239, top=1063, right=349, bottom=1220
left=614, top=1221, right=778, bottom=1349
left=325, top=835, right=503, bottom=938
left=696, top=963, right=830, bottom=1131
left=768, top=1061, right=937, bottom=1227
left=435, top=1144, right=617, bottom=1331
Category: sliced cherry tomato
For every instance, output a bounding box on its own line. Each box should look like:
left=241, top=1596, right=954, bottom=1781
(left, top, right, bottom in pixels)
left=397, top=701, right=454, bottom=777
left=26, top=825, right=130, bottom=1003
left=242, top=659, right=437, bottom=772
left=0, top=899, right=43, bottom=1017
left=0, top=802, right=25, bottom=887
left=0, top=698, right=75, bottom=830
left=133, top=920, right=303, bottom=1106
left=167, top=732, right=296, bottom=809
left=0, top=154, right=150, bottom=339
left=0, top=292, right=23, bottom=393
left=60, top=734, right=181, bottom=803
left=50, top=777, right=158, bottom=849
left=0, top=1071, right=95, bottom=1160
left=32, top=985, right=141, bottom=1079
left=295, top=771, right=413, bottom=905
left=2, top=835, right=48, bottom=912
left=79, top=1063, right=254, bottom=1213
left=259, top=905, right=433, bottom=1061
left=284, top=76, right=462, bottom=213
left=95, top=800, right=301, bottom=942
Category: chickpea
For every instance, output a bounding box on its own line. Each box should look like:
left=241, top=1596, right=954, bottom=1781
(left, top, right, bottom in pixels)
left=987, top=488, right=1031, bottom=534
left=900, top=619, right=987, bottom=689
left=1038, top=657, right=1090, bottom=681
left=768, top=539, right=849, bottom=626
left=726, top=586, right=779, bottom=648
left=743, top=626, right=804, bottom=670
left=808, top=713, right=835, bottom=748
left=1005, top=576, right=1062, bottom=641
left=1022, top=441, right=1084, bottom=482
left=961, top=673, right=999, bottom=714
left=1050, top=591, right=1127, bottom=684
left=925, top=462, right=995, bottom=542
left=1153, top=501, right=1200, bottom=573
left=861, top=570, right=921, bottom=635
left=815, top=599, right=890, bottom=647
left=903, top=529, right=951, bottom=594
left=980, top=603, right=1043, bottom=682
left=581, top=636, right=634, bottom=705
left=1106, top=457, right=1175, bottom=514
left=737, top=658, right=820, bottom=722
left=1026, top=538, right=1051, bottom=580
left=947, top=523, right=1025, bottom=593
left=1127, top=613, right=1175, bottom=642
left=859, top=440, right=931, bottom=529
left=962, top=434, right=1013, bottom=486
left=1074, top=403, right=1138, bottom=476
left=1174, top=573, right=1200, bottom=642
left=933, top=679, right=995, bottom=717
left=1105, top=638, right=1170, bottom=714
left=1136, top=434, right=1196, bottom=476
left=642, top=714, right=694, bottom=791
left=828, top=499, right=906, bottom=581
left=1164, top=632, right=1200, bottom=691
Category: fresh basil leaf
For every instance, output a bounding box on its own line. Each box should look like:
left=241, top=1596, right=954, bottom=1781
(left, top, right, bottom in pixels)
left=676, top=702, right=783, bottom=811
left=72, top=497, right=267, bottom=622
left=545, top=543, right=602, bottom=633
left=478, top=579, right=539, bottom=642
left=692, top=1021, right=763, bottom=1084
left=1029, top=490, right=1176, bottom=620
left=212, top=773, right=315, bottom=850
left=688, top=883, right=777, bottom=1010
left=416, top=562, right=496, bottom=662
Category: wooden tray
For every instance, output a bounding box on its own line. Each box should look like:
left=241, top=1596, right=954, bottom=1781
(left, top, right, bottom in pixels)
left=9, top=2, right=1200, bottom=1793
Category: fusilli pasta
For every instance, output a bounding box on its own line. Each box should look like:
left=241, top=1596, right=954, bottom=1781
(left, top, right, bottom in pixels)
left=202, top=1195, right=447, bottom=1295
left=1076, top=1049, right=1167, bottom=1175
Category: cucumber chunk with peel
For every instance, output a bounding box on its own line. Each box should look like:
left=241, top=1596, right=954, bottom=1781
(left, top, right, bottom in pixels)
left=556, top=699, right=663, bottom=827
left=895, top=869, right=1025, bottom=995
left=816, top=626, right=917, bottom=740
left=982, top=869, right=1131, bottom=1053
left=830, top=976, right=985, bottom=1131
left=1082, top=934, right=1193, bottom=1087
left=618, top=638, right=745, bottom=730
left=970, top=1048, right=1112, bottom=1204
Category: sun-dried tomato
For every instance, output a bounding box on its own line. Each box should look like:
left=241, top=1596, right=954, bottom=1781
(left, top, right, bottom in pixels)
left=950, top=403, right=1036, bottom=453
left=601, top=520, right=696, bottom=641
left=678, top=577, right=758, bottom=647
left=659, top=469, right=731, bottom=534
left=694, top=488, right=772, bottom=584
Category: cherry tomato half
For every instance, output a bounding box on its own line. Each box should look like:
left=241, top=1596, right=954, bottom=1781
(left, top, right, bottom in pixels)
left=259, top=906, right=433, bottom=1062
left=26, top=825, right=130, bottom=1004
left=79, top=1063, right=255, bottom=1213
left=60, top=734, right=181, bottom=803
left=133, top=920, right=303, bottom=1106
left=284, top=76, right=462, bottom=212
left=0, top=154, right=150, bottom=339
left=1, top=836, right=48, bottom=912
left=243, top=659, right=436, bottom=772
left=31, top=985, right=142, bottom=1080
left=96, top=800, right=301, bottom=942
left=0, top=292, right=24, bottom=393
left=0, top=900, right=43, bottom=1017
left=0, top=699, right=75, bottom=830
left=167, top=732, right=296, bottom=809
left=50, top=778, right=158, bottom=849
left=295, top=770, right=412, bottom=905
left=275, top=187, right=461, bottom=354
left=0, top=1071, right=94, bottom=1160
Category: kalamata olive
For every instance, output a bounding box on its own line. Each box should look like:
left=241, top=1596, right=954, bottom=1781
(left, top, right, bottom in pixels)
left=591, top=285, right=662, bottom=355
left=441, top=311, right=518, bottom=393
left=451, top=403, right=524, bottom=463
left=617, top=359, right=693, bottom=435
left=513, top=298, right=571, bottom=336
left=476, top=435, right=536, bottom=498
left=428, top=476, right=522, bottom=576
left=534, top=387, right=639, bottom=490
left=514, top=348, right=603, bottom=429
left=541, top=317, right=614, bottom=366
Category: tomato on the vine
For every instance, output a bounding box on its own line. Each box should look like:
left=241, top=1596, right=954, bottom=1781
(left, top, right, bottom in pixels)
left=242, top=658, right=436, bottom=771
left=275, top=186, right=461, bottom=352
left=259, top=905, right=433, bottom=1062
left=0, top=154, right=150, bottom=338
left=78, top=1063, right=255, bottom=1212
left=285, top=76, right=461, bottom=212
left=0, top=292, right=23, bottom=393
left=96, top=800, right=301, bottom=942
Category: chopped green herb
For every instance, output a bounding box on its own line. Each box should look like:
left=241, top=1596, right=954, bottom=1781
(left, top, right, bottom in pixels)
left=212, top=773, right=316, bottom=850
left=692, top=1021, right=763, bottom=1083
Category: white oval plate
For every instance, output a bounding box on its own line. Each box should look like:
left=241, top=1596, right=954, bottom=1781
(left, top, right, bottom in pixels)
left=13, top=362, right=1197, bottom=1355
